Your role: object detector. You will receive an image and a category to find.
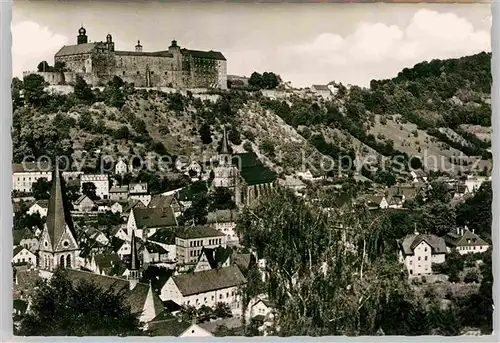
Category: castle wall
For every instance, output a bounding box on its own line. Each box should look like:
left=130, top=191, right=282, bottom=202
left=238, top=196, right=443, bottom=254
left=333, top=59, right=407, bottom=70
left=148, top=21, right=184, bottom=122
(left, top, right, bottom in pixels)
left=217, top=60, right=228, bottom=90
left=23, top=71, right=65, bottom=85
left=55, top=54, right=93, bottom=74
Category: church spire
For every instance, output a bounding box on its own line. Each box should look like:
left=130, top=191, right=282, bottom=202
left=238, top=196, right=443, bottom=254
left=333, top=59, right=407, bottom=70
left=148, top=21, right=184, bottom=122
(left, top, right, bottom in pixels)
left=129, top=230, right=140, bottom=272
left=220, top=125, right=229, bottom=155
left=45, top=162, right=76, bottom=251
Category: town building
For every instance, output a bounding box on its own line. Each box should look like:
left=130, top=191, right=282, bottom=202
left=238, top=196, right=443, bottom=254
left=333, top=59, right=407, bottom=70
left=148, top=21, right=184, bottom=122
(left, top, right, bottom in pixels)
left=27, top=200, right=49, bottom=217
left=115, top=159, right=128, bottom=175
left=146, top=312, right=213, bottom=337
left=126, top=207, right=177, bottom=240
left=89, top=253, right=121, bottom=276
left=109, top=186, right=129, bottom=201
left=38, top=165, right=81, bottom=271
left=174, top=226, right=227, bottom=265
left=398, top=232, right=446, bottom=277
left=206, top=209, right=240, bottom=246
left=443, top=227, right=490, bottom=255
left=26, top=26, right=227, bottom=90
left=159, top=265, right=246, bottom=313
left=73, top=194, right=95, bottom=212
left=194, top=246, right=233, bottom=272
left=310, top=84, right=332, bottom=99
left=12, top=246, right=37, bottom=266
left=80, top=174, right=109, bottom=199
left=148, top=194, right=184, bottom=218
left=12, top=162, right=52, bottom=193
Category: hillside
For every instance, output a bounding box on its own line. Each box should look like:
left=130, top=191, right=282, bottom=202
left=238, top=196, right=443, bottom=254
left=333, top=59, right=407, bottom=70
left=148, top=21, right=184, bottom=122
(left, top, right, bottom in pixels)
left=12, top=52, right=492, bottom=190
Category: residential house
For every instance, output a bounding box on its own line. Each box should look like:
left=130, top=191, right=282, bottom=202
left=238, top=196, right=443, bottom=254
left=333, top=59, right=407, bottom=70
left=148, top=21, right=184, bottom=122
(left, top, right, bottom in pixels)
left=175, top=226, right=227, bottom=265
left=443, top=227, right=490, bottom=255
left=185, top=161, right=203, bottom=180
left=111, top=201, right=123, bottom=213
left=127, top=207, right=177, bottom=240
left=147, top=228, right=178, bottom=263
left=232, top=252, right=257, bottom=276
left=129, top=182, right=151, bottom=206
left=148, top=194, right=183, bottom=218
left=27, top=200, right=49, bottom=217
left=147, top=312, right=213, bottom=337
left=109, top=186, right=129, bottom=201
left=310, top=84, right=332, bottom=99
left=279, top=176, right=307, bottom=197
left=81, top=174, right=109, bottom=199
left=142, top=241, right=170, bottom=264
left=410, top=170, right=428, bottom=184
left=453, top=183, right=470, bottom=199
left=96, top=199, right=113, bottom=212
left=464, top=176, right=490, bottom=194
left=206, top=209, right=240, bottom=246
left=194, top=246, right=233, bottom=272
left=13, top=228, right=40, bottom=252
left=12, top=246, right=37, bottom=265
left=245, top=297, right=274, bottom=323
left=12, top=162, right=52, bottom=193
left=113, top=227, right=129, bottom=242
left=111, top=237, right=133, bottom=260
left=115, top=159, right=128, bottom=176
left=66, top=269, right=164, bottom=324
left=386, top=184, right=426, bottom=207
left=365, top=195, right=389, bottom=209
left=160, top=265, right=246, bottom=314
left=398, top=232, right=447, bottom=277
left=85, top=227, right=109, bottom=245
left=89, top=253, right=121, bottom=275
left=122, top=199, right=146, bottom=217
left=73, top=194, right=95, bottom=212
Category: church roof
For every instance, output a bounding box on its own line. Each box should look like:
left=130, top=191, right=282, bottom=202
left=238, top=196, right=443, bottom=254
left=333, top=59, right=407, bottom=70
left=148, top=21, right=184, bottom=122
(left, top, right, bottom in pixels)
left=65, top=269, right=164, bottom=316
left=172, top=265, right=246, bottom=296
left=232, top=152, right=277, bottom=186
left=129, top=230, right=140, bottom=271
left=45, top=166, right=78, bottom=250
left=55, top=43, right=99, bottom=57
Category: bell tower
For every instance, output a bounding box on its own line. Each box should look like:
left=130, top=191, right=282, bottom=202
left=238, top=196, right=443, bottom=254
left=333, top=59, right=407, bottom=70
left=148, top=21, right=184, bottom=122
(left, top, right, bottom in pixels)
left=77, top=26, right=88, bottom=45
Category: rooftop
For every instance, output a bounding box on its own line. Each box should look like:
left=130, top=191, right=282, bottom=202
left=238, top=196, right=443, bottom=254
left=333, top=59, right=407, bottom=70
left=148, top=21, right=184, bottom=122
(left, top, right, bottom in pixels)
left=172, top=265, right=246, bottom=296
left=399, top=233, right=447, bottom=256
left=133, top=207, right=177, bottom=229
left=175, top=226, right=226, bottom=240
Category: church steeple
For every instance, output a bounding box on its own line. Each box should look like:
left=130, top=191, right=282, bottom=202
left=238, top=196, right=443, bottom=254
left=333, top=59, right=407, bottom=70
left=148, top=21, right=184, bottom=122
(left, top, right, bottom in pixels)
left=220, top=126, right=229, bottom=155
left=128, top=230, right=142, bottom=289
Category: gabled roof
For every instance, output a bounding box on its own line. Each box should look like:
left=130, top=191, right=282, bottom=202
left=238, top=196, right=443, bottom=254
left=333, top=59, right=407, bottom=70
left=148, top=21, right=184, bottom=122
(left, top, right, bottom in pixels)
left=65, top=269, right=164, bottom=316
left=175, top=226, right=225, bottom=240
left=55, top=43, right=99, bottom=57
left=133, top=207, right=177, bottom=229
left=110, top=186, right=129, bottom=194
left=45, top=166, right=78, bottom=250
left=172, top=265, right=246, bottom=296
left=400, top=233, right=447, bottom=255
left=148, top=228, right=177, bottom=245
left=148, top=195, right=174, bottom=209
left=311, top=85, right=330, bottom=91
left=115, top=50, right=174, bottom=57
left=444, top=229, right=489, bottom=247
left=13, top=228, right=34, bottom=245
left=74, top=194, right=94, bottom=205
left=147, top=311, right=194, bottom=336
left=13, top=245, right=25, bottom=257
left=93, top=253, right=121, bottom=270
left=232, top=253, right=254, bottom=273
left=199, top=246, right=232, bottom=269
left=143, top=240, right=168, bottom=254
left=123, top=200, right=146, bottom=213
left=31, top=199, right=49, bottom=208
left=12, top=162, right=51, bottom=173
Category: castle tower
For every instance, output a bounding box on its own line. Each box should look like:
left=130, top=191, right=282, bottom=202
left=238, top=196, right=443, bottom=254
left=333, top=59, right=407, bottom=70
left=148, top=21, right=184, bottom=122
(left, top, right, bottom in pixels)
left=127, top=230, right=142, bottom=290
left=38, top=163, right=80, bottom=271
left=77, top=26, right=88, bottom=45
left=219, top=126, right=231, bottom=166
left=135, top=40, right=143, bottom=53
left=106, top=34, right=115, bottom=52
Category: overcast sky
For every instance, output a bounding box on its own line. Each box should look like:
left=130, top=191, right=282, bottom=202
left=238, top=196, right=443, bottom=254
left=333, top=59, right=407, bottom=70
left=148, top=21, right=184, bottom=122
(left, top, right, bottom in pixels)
left=11, top=1, right=491, bottom=87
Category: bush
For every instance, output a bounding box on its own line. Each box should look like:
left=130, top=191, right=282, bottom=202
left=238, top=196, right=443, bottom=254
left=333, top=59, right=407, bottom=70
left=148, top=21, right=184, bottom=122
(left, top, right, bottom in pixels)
left=259, top=139, right=275, bottom=157
left=464, top=269, right=480, bottom=283
left=243, top=141, right=253, bottom=152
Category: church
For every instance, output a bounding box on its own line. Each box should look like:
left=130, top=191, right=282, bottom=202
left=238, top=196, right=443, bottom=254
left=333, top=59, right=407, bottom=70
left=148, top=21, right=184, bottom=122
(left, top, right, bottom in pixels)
left=212, top=127, right=278, bottom=207
left=29, top=26, right=227, bottom=90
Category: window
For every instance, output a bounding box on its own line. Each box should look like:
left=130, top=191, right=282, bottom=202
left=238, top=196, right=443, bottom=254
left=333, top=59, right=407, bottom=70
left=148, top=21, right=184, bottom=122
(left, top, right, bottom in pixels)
left=137, top=71, right=140, bottom=75
left=409, top=261, right=412, bottom=265
left=418, top=256, right=421, bottom=261
left=424, top=256, right=428, bottom=261
left=424, top=247, right=427, bottom=252
left=187, top=301, right=190, bottom=305
left=204, top=297, right=207, bottom=302
left=211, top=296, right=214, bottom=301
left=219, top=294, right=222, bottom=299
left=226, top=292, right=229, bottom=298
left=122, top=71, right=125, bottom=76
left=410, top=270, right=413, bottom=275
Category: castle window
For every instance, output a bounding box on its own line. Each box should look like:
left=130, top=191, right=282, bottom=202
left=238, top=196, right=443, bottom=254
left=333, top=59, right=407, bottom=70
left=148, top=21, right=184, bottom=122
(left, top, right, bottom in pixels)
left=165, top=72, right=168, bottom=75
left=122, top=71, right=125, bottom=76
left=137, top=71, right=140, bottom=75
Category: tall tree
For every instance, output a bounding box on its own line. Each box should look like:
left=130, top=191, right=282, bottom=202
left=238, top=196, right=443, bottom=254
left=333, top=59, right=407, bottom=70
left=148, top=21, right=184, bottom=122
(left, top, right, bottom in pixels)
left=32, top=178, right=51, bottom=200
left=18, top=268, right=142, bottom=336
left=23, top=74, right=46, bottom=107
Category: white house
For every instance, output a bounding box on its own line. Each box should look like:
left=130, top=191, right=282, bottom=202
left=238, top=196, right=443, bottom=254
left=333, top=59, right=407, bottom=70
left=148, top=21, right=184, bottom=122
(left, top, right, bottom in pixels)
left=27, top=200, right=49, bottom=217
left=159, top=265, right=246, bottom=315
left=115, top=159, right=128, bottom=176
left=398, top=232, right=447, bottom=277
left=73, top=194, right=95, bottom=212
left=206, top=209, right=240, bottom=246
left=129, top=182, right=151, bottom=206
left=245, top=297, right=274, bottom=323
left=12, top=246, right=37, bottom=265
left=365, top=195, right=389, bottom=209
left=110, top=202, right=123, bottom=214
left=81, top=174, right=109, bottom=199
left=113, top=227, right=129, bottom=242
left=109, top=186, right=129, bottom=201
left=310, top=85, right=331, bottom=99
left=443, top=227, right=490, bottom=255
left=464, top=176, right=490, bottom=194
left=12, top=162, right=52, bottom=193
left=193, top=246, right=232, bottom=273
left=126, top=207, right=177, bottom=240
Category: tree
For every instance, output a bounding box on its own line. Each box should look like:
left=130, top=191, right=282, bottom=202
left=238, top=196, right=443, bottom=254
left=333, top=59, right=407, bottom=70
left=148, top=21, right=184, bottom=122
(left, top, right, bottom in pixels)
left=32, top=178, right=51, bottom=200
left=18, top=268, right=142, bottom=336
left=248, top=72, right=263, bottom=89
left=74, top=76, right=94, bottom=103
left=199, top=123, right=212, bottom=144
left=228, top=126, right=242, bottom=145
left=209, top=187, right=236, bottom=211
left=456, top=181, right=492, bottom=237
left=81, top=182, right=98, bottom=200
left=23, top=74, right=46, bottom=107
left=214, top=302, right=232, bottom=318
left=11, top=77, right=24, bottom=110
left=37, top=61, right=52, bottom=72
left=53, top=61, right=66, bottom=72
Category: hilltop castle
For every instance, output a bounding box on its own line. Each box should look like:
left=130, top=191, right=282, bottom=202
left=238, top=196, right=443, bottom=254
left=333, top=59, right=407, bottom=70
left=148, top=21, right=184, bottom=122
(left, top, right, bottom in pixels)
left=25, top=26, right=227, bottom=90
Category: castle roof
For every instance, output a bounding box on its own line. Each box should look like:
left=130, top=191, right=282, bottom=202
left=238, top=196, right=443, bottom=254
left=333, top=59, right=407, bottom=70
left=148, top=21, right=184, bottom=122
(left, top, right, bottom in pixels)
left=55, top=43, right=99, bottom=57
left=114, top=50, right=174, bottom=57
left=45, top=165, right=78, bottom=250
left=184, top=49, right=226, bottom=61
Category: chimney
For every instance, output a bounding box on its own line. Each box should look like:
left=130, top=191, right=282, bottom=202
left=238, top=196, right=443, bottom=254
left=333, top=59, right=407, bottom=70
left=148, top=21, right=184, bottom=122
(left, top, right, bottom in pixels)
left=472, top=228, right=475, bottom=235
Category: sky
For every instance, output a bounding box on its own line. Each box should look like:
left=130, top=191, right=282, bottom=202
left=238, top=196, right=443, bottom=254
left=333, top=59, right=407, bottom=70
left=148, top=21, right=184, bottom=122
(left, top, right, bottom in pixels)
left=11, top=1, right=491, bottom=87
